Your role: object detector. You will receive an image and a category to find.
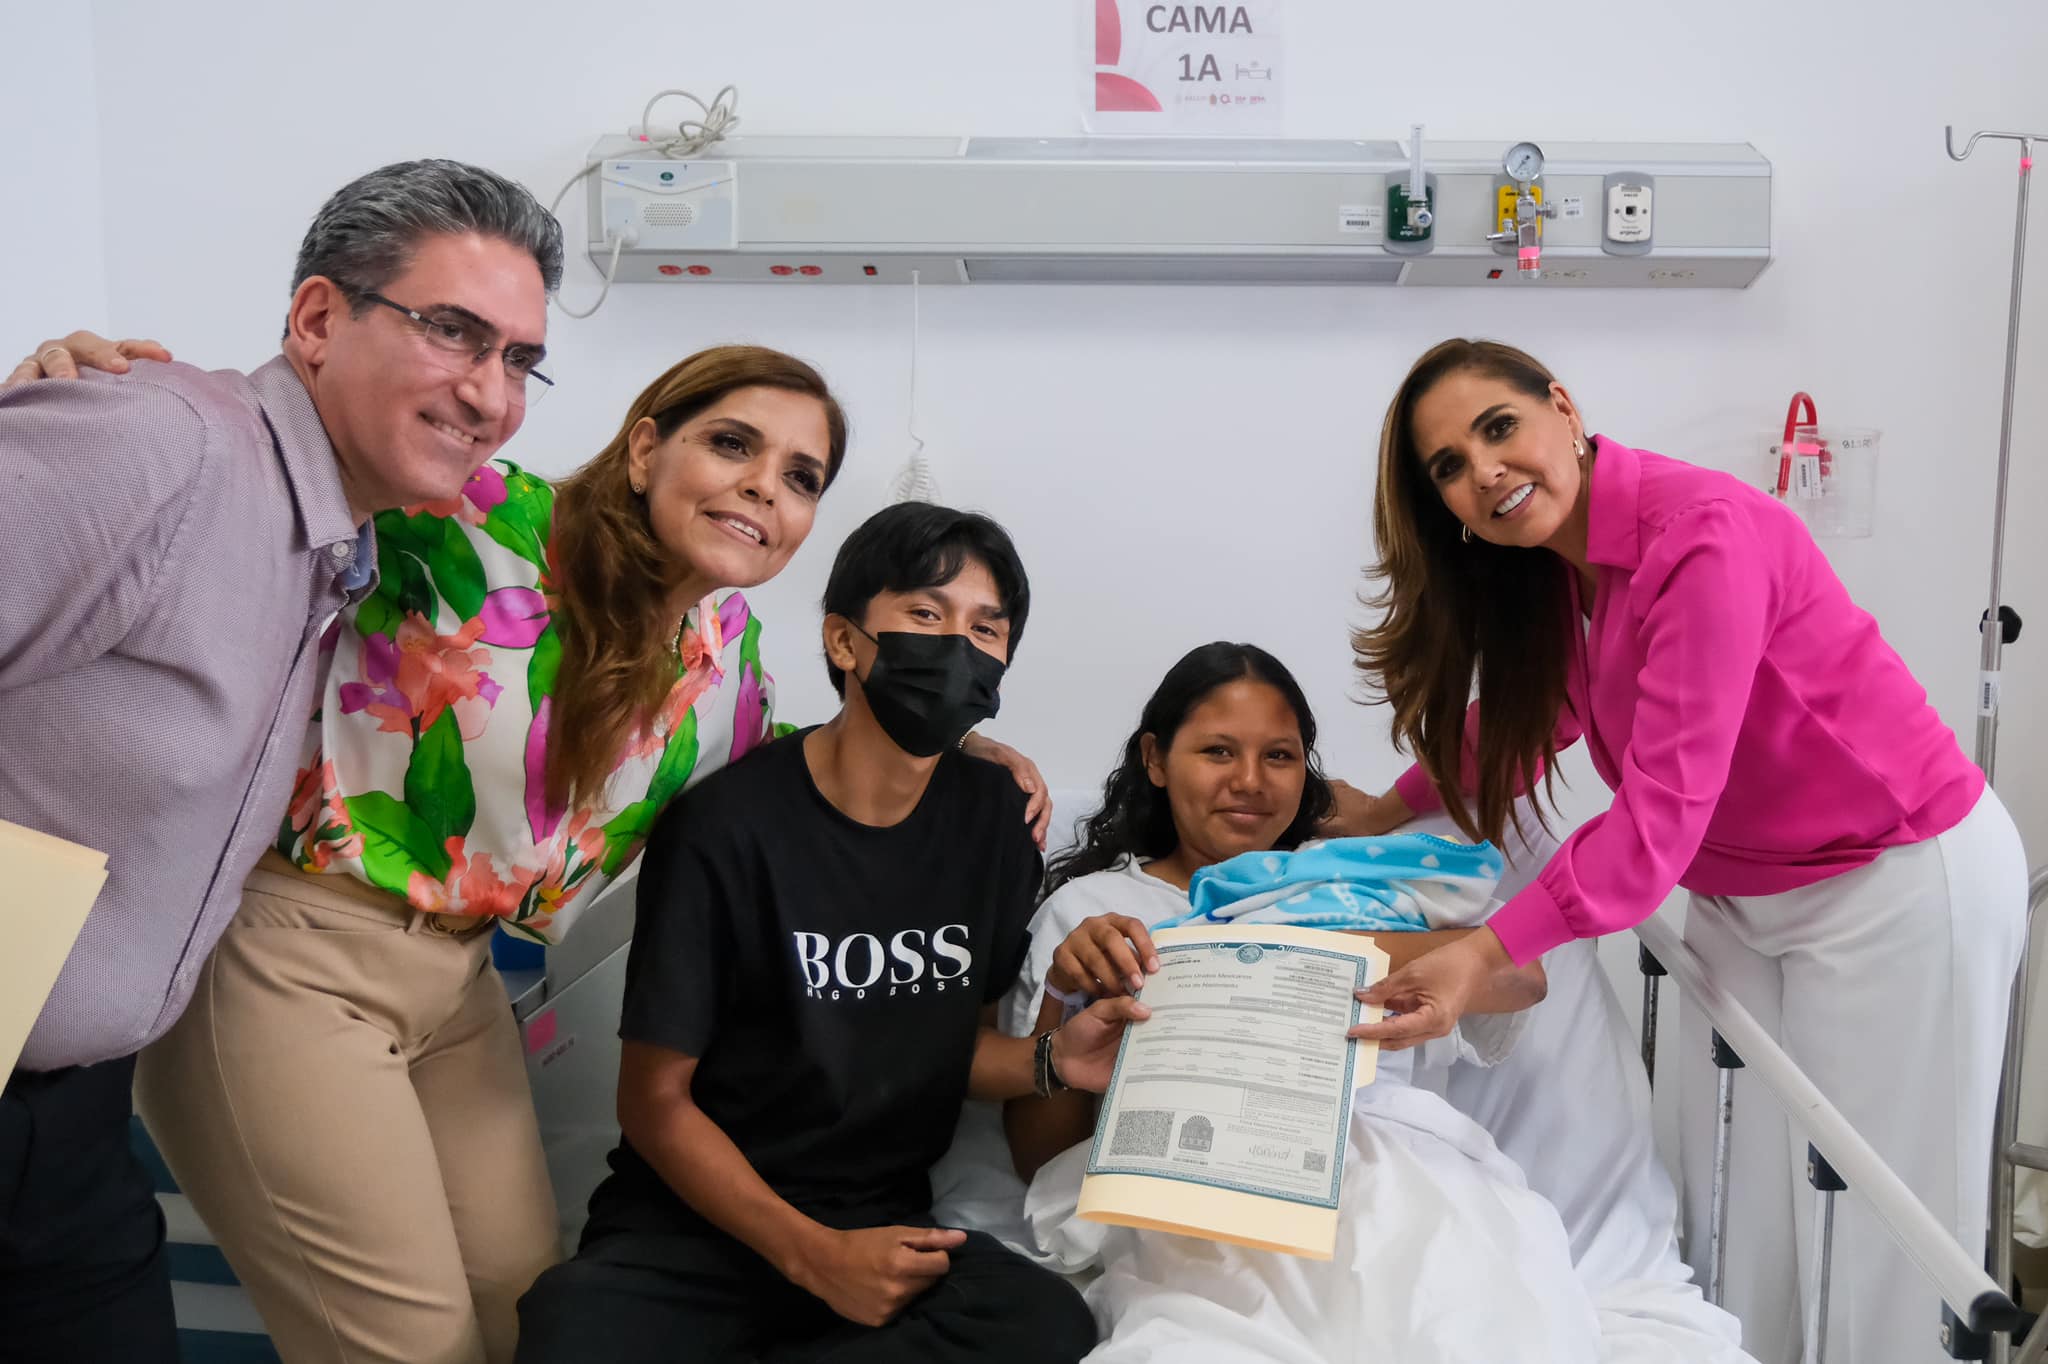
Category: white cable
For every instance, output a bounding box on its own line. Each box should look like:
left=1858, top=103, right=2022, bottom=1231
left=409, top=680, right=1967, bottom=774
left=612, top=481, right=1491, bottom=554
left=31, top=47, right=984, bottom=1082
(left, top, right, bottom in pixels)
left=554, top=231, right=627, bottom=320
left=546, top=84, right=739, bottom=319
left=545, top=159, right=622, bottom=318
left=889, top=269, right=940, bottom=504
left=635, top=85, right=740, bottom=159
left=909, top=266, right=922, bottom=452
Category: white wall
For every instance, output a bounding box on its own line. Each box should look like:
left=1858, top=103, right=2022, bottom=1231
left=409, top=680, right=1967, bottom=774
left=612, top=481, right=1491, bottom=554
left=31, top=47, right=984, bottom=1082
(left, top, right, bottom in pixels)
left=33, top=0, right=2037, bottom=869
left=3, top=6, right=108, bottom=341
left=2, top=0, right=2043, bottom=1250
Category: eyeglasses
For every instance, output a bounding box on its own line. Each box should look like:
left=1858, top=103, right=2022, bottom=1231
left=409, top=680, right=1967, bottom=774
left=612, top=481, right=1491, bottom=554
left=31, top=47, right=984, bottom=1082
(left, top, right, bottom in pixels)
left=350, top=289, right=554, bottom=399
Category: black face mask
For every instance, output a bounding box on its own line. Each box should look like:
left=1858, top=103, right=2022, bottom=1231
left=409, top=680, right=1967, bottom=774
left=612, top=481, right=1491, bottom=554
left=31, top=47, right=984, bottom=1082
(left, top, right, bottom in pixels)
left=849, top=625, right=1006, bottom=757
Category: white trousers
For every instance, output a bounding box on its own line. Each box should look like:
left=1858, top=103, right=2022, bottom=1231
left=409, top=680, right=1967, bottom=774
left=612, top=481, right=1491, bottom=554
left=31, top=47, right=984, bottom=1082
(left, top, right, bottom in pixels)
left=1677, top=788, right=2028, bottom=1364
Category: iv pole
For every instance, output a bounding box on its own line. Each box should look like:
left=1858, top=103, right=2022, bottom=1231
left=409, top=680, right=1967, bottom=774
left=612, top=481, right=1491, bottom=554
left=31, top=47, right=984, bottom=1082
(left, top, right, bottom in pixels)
left=1947, top=124, right=2047, bottom=1364
left=1944, top=125, right=2042, bottom=783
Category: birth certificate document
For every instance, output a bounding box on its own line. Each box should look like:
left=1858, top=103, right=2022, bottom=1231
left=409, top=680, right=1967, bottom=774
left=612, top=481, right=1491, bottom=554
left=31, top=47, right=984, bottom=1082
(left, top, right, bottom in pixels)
left=1076, top=923, right=1388, bottom=1259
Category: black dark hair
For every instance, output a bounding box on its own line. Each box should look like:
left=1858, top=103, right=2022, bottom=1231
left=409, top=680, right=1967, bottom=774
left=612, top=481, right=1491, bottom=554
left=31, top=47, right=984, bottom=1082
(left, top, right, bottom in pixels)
left=820, top=502, right=1031, bottom=697
left=1044, top=642, right=1335, bottom=895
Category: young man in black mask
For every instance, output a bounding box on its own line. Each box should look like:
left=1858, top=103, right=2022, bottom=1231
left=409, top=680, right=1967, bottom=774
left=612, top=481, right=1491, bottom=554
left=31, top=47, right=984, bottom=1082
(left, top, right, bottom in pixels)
left=514, top=503, right=1143, bottom=1364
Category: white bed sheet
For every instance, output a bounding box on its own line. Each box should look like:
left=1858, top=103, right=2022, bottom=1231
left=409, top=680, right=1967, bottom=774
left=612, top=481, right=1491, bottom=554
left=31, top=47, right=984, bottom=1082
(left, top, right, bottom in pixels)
left=1020, top=1084, right=1602, bottom=1363
left=929, top=797, right=1751, bottom=1360
left=1405, top=811, right=1692, bottom=1289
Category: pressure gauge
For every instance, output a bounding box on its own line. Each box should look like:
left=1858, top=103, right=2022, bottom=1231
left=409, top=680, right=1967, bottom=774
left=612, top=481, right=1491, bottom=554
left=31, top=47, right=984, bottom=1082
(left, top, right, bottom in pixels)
left=1503, top=141, right=1545, bottom=184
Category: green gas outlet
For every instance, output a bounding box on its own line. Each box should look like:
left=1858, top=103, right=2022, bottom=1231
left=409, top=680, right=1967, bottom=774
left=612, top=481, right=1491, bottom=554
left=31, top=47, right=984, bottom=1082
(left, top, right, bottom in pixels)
left=1387, top=182, right=1434, bottom=245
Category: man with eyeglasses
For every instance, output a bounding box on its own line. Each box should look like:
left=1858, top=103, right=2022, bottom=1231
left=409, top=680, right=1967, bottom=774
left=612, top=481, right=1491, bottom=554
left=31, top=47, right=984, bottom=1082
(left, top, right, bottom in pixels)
left=0, top=158, right=561, bottom=1361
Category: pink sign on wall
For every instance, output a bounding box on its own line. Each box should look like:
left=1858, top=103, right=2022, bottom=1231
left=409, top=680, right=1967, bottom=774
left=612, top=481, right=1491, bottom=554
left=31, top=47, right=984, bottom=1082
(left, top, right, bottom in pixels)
left=1086, top=1, right=1284, bottom=134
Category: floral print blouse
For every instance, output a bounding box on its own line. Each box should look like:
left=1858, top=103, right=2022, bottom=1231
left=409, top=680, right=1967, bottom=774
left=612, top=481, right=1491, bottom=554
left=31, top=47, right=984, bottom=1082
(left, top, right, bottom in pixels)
left=275, top=458, right=777, bottom=945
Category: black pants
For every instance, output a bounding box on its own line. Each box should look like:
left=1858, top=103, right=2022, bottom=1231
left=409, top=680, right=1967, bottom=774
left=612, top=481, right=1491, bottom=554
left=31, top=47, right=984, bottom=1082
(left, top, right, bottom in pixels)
left=0, top=1056, right=178, bottom=1364
left=515, top=1224, right=1095, bottom=1364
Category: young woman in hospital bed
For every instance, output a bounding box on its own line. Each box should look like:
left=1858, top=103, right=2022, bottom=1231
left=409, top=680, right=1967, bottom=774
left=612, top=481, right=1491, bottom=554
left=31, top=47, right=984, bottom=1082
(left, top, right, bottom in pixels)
left=931, top=641, right=1756, bottom=1363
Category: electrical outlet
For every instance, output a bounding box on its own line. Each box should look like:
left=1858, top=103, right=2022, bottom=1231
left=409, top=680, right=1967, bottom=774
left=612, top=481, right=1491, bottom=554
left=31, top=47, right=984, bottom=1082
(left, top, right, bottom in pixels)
left=1601, top=173, right=1654, bottom=257
left=1608, top=183, right=1652, bottom=242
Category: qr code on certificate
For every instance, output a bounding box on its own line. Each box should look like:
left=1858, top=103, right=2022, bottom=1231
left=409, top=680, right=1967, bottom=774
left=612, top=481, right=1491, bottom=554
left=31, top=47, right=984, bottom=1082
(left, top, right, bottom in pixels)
left=1110, top=1109, right=1173, bottom=1158
left=1302, top=1149, right=1328, bottom=1174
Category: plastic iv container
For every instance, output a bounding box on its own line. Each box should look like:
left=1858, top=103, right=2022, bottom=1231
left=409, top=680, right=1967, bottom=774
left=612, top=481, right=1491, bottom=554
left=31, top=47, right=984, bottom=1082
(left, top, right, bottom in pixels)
left=1760, top=424, right=1879, bottom=539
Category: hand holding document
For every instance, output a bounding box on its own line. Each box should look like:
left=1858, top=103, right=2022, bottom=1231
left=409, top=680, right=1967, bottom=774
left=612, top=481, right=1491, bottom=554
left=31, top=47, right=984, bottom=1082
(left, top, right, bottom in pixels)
left=0, top=820, right=108, bottom=1076
left=1076, top=923, right=1388, bottom=1259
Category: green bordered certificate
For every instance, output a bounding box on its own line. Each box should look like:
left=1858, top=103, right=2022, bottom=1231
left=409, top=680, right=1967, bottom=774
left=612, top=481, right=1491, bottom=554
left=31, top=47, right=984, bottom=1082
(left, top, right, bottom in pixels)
left=1077, top=923, right=1388, bottom=1260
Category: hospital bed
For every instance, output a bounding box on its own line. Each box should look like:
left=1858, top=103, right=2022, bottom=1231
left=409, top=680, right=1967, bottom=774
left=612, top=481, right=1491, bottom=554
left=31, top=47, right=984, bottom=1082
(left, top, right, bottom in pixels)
left=1469, top=813, right=2045, bottom=1363
left=1472, top=851, right=2044, bottom=1363
left=1994, top=867, right=2048, bottom=1362
left=930, top=803, right=1754, bottom=1360
left=1617, top=861, right=2048, bottom=1364
left=931, top=797, right=2048, bottom=1362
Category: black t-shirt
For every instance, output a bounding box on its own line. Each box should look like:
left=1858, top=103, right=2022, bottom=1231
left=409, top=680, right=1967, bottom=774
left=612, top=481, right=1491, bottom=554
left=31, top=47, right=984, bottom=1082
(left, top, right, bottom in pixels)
left=592, top=729, right=1041, bottom=1237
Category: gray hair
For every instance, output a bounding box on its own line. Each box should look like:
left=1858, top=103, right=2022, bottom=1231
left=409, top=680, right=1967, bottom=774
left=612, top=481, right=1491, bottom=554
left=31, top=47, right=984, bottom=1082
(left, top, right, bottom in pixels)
left=288, top=159, right=564, bottom=318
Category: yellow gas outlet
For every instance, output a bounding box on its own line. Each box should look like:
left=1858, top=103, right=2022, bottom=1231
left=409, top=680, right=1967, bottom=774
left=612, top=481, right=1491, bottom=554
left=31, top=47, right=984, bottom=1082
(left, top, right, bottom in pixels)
left=1496, top=183, right=1545, bottom=239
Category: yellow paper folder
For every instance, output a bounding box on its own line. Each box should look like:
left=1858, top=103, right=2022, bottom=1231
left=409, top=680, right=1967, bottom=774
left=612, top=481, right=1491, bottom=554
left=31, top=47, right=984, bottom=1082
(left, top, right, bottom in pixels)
left=1076, top=925, right=1388, bottom=1260
left=0, top=819, right=108, bottom=1076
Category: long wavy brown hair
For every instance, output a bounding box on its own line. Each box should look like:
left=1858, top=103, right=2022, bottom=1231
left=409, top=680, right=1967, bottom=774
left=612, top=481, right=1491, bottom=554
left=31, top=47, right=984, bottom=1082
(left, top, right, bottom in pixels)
left=1351, top=338, right=1576, bottom=847
left=545, top=346, right=848, bottom=810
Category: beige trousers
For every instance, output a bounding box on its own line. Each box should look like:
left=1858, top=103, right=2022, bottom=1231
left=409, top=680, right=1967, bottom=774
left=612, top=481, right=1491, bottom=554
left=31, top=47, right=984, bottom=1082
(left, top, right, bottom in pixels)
left=135, top=852, right=561, bottom=1364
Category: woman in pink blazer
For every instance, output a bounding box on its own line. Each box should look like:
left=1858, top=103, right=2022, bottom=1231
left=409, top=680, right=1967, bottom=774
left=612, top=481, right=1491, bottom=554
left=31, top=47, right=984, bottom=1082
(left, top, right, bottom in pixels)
left=1340, top=337, right=2027, bottom=1364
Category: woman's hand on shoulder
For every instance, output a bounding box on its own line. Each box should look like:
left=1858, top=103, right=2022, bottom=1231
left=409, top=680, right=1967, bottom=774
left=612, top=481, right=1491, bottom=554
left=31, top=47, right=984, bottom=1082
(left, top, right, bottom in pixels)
left=960, top=731, right=1051, bottom=849
left=1320, top=780, right=1413, bottom=839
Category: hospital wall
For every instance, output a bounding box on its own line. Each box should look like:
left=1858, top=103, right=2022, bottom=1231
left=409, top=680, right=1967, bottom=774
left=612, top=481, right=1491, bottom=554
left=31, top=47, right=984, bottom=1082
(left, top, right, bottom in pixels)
left=9, top=2, right=2046, bottom=1157
left=5, top=12, right=107, bottom=343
